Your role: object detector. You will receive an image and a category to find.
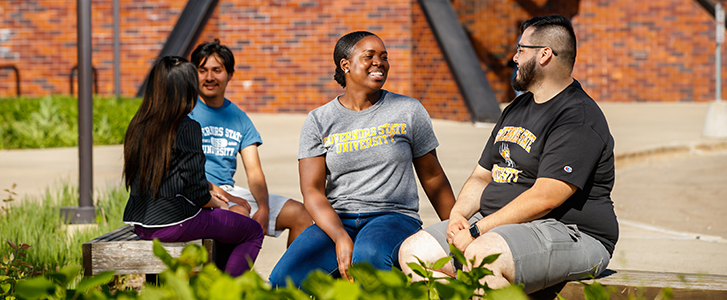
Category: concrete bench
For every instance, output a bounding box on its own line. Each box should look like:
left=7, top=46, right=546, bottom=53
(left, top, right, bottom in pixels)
left=531, top=269, right=727, bottom=300
left=82, top=225, right=213, bottom=279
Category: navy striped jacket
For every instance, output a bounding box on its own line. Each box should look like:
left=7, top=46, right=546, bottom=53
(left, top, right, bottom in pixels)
left=123, top=117, right=211, bottom=227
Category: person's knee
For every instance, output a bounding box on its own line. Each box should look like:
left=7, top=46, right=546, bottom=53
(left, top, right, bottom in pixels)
left=249, top=219, right=264, bottom=244
left=279, top=200, right=313, bottom=229
left=399, top=231, right=433, bottom=262
left=268, top=269, right=291, bottom=288
left=465, top=232, right=508, bottom=257
left=464, top=232, right=514, bottom=282
left=399, top=231, right=456, bottom=279
left=228, top=205, right=250, bottom=217
left=352, top=241, right=392, bottom=269
left=398, top=233, right=415, bottom=261
left=288, top=200, right=313, bottom=226
left=399, top=231, right=447, bottom=269
left=268, top=265, right=291, bottom=287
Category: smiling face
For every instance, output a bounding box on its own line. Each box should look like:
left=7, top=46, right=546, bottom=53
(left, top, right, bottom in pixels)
left=341, top=35, right=389, bottom=93
left=197, top=54, right=232, bottom=106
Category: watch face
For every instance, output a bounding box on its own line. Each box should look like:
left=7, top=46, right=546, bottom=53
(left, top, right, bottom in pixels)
left=469, top=224, right=479, bottom=238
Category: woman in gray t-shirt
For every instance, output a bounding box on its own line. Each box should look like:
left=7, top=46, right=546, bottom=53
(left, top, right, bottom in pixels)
left=269, top=31, right=456, bottom=288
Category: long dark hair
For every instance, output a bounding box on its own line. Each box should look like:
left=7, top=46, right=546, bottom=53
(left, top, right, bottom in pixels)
left=333, top=31, right=375, bottom=88
left=123, top=56, right=199, bottom=195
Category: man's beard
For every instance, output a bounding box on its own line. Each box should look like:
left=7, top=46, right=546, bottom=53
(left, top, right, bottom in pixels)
left=511, top=57, right=536, bottom=92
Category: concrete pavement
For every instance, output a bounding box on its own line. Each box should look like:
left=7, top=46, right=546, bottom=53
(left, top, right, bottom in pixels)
left=1, top=102, right=726, bottom=281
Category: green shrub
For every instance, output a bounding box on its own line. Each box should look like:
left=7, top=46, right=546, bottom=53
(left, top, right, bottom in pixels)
left=8, top=238, right=677, bottom=300
left=0, top=95, right=141, bottom=149
left=12, top=240, right=529, bottom=300
left=0, top=240, right=37, bottom=298
left=0, top=182, right=127, bottom=273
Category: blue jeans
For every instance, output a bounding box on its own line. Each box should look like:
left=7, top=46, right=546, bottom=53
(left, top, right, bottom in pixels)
left=268, top=212, right=421, bottom=288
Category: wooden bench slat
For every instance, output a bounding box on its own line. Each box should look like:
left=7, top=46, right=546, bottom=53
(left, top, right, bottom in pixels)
left=83, top=225, right=213, bottom=277
left=87, top=239, right=204, bottom=275
left=584, top=269, right=727, bottom=291
left=539, top=269, right=727, bottom=300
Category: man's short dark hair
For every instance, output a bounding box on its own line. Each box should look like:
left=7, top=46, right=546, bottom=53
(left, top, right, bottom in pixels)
left=521, top=15, right=577, bottom=69
left=190, top=38, right=235, bottom=75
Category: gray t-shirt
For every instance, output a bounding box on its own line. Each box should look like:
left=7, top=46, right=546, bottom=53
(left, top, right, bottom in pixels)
left=299, top=90, right=439, bottom=223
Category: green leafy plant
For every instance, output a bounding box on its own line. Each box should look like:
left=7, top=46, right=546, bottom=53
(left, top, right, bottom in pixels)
left=0, top=182, right=127, bottom=274
left=0, top=240, right=36, bottom=299
left=137, top=239, right=528, bottom=300
left=7, top=238, right=678, bottom=300
left=406, top=244, right=527, bottom=300
left=144, top=240, right=309, bottom=300
left=7, top=96, right=75, bottom=149
left=0, top=95, right=141, bottom=149
left=9, top=239, right=525, bottom=300
left=13, top=265, right=117, bottom=300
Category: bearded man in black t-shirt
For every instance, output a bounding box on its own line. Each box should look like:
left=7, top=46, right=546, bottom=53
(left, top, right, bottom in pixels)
left=398, top=15, right=618, bottom=294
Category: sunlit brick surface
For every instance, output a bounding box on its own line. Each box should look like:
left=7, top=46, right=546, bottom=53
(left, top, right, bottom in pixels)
left=0, top=0, right=724, bottom=121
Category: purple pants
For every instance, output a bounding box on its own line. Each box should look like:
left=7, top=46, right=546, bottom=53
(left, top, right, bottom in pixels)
left=135, top=208, right=263, bottom=277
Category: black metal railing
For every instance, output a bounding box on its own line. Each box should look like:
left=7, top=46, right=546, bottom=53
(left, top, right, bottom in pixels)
left=0, top=65, right=20, bottom=96
left=69, top=65, right=98, bottom=96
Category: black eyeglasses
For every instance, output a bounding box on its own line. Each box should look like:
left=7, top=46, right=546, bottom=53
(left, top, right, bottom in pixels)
left=517, top=44, right=558, bottom=56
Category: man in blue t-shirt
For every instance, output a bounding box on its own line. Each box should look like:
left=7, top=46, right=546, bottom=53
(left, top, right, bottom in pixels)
left=189, top=39, right=313, bottom=246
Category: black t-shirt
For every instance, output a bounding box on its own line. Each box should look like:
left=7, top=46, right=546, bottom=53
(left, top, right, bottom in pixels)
left=478, top=80, right=618, bottom=254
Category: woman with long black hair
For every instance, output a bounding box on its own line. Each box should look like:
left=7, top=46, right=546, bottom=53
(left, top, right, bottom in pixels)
left=122, top=56, right=263, bottom=277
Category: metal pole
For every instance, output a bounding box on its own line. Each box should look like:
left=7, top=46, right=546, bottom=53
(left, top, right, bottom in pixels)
left=716, top=3, right=724, bottom=102
left=77, top=0, right=95, bottom=217
left=61, top=0, right=95, bottom=224
left=113, top=0, right=121, bottom=100
left=718, top=43, right=722, bottom=102
left=703, top=3, right=727, bottom=138
left=78, top=0, right=94, bottom=211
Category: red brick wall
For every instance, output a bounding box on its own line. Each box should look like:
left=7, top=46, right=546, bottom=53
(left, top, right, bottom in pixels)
left=573, top=0, right=717, bottom=102
left=454, top=0, right=724, bottom=103
left=453, top=0, right=528, bottom=104
left=0, top=0, right=186, bottom=98
left=194, top=0, right=414, bottom=113
left=0, top=0, right=724, bottom=121
left=412, top=0, right=470, bottom=121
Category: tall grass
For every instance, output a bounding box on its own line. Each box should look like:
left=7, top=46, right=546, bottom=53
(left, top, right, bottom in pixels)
left=0, top=181, right=128, bottom=272
left=0, top=95, right=141, bottom=149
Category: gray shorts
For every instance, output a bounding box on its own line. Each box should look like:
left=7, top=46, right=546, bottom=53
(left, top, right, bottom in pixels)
left=423, top=216, right=610, bottom=294
left=221, top=185, right=291, bottom=238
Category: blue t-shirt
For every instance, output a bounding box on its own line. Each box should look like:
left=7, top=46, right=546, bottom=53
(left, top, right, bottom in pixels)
left=189, top=98, right=262, bottom=186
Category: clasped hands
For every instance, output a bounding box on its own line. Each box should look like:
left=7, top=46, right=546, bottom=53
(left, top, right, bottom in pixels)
left=446, top=214, right=476, bottom=251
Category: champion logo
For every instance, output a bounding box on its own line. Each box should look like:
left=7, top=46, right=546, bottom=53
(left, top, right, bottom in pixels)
left=564, top=166, right=573, bottom=173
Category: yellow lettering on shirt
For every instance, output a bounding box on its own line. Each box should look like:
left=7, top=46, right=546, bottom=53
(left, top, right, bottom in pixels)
left=494, top=126, right=537, bottom=153
left=327, top=123, right=407, bottom=154
left=491, top=164, right=522, bottom=183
